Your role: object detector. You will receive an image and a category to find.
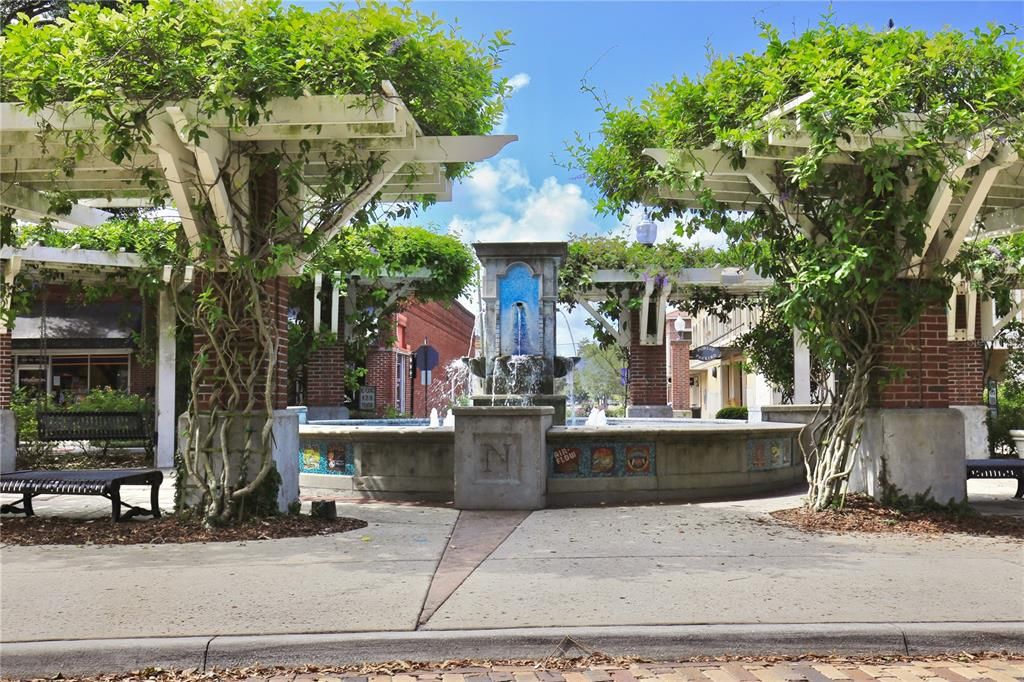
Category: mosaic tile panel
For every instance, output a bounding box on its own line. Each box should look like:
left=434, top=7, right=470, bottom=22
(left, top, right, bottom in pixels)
left=299, top=440, right=354, bottom=475
left=548, top=442, right=655, bottom=478
left=746, top=437, right=792, bottom=471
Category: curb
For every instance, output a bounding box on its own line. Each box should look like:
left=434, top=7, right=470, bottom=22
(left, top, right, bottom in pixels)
left=3, top=623, right=1023, bottom=678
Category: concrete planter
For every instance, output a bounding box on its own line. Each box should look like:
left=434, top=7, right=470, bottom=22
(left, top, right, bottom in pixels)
left=1010, top=430, right=1024, bottom=457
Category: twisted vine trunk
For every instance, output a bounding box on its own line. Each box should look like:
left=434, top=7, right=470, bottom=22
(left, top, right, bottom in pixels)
left=802, top=349, right=876, bottom=510
left=177, top=268, right=280, bottom=525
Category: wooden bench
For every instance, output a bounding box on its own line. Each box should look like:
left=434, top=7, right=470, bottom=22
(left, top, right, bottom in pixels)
left=36, top=411, right=154, bottom=459
left=966, top=459, right=1024, bottom=499
left=0, top=468, right=163, bottom=521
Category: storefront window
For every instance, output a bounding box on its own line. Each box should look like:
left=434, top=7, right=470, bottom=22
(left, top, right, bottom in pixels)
left=15, top=353, right=131, bottom=404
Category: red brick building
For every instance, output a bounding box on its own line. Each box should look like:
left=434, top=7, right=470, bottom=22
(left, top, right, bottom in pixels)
left=4, top=285, right=157, bottom=404
left=363, top=300, right=476, bottom=418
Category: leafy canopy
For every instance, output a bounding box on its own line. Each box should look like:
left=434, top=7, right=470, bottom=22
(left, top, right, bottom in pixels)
left=574, top=20, right=1024, bottom=365
left=2, top=0, right=508, bottom=140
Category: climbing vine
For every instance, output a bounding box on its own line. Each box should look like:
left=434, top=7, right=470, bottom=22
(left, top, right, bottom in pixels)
left=570, top=19, right=1024, bottom=510
left=1, top=0, right=507, bottom=524
left=559, top=233, right=757, bottom=349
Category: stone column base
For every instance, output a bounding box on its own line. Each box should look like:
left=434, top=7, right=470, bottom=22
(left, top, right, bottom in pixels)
left=177, top=409, right=299, bottom=513
left=1, top=409, right=16, bottom=473
left=453, top=406, right=553, bottom=510
left=306, top=406, right=349, bottom=421
left=950, top=405, right=989, bottom=459
left=850, top=408, right=966, bottom=504
left=627, top=405, right=673, bottom=419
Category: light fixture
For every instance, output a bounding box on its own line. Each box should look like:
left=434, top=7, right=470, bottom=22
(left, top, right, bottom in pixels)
left=673, top=317, right=686, bottom=333
left=635, top=217, right=657, bottom=246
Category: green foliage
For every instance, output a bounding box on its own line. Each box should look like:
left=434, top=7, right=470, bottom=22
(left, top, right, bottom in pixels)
left=11, top=386, right=152, bottom=469
left=560, top=234, right=752, bottom=348
left=715, top=405, right=749, bottom=420
left=291, top=225, right=476, bottom=397
left=4, top=219, right=180, bottom=335
left=1, top=0, right=506, bottom=183
left=573, top=20, right=1023, bottom=364
left=573, top=340, right=626, bottom=406
left=66, top=386, right=151, bottom=412
left=571, top=19, right=1024, bottom=510
left=1, top=0, right=506, bottom=524
left=987, top=320, right=1024, bottom=457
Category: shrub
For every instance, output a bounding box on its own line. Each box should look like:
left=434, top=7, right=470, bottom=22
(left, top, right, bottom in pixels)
left=716, top=406, right=749, bottom=420
left=68, top=387, right=150, bottom=413
left=987, top=386, right=1023, bottom=458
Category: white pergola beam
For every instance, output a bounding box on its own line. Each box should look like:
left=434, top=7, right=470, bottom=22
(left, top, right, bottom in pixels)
left=0, top=184, right=113, bottom=227
left=929, top=146, right=1019, bottom=267
left=0, top=245, right=143, bottom=269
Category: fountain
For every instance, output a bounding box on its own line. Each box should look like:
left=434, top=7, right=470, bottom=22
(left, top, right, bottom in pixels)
left=296, top=241, right=807, bottom=509
left=467, top=242, right=579, bottom=424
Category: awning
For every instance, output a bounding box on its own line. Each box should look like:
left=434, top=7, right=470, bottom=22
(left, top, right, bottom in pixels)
left=12, top=302, right=141, bottom=349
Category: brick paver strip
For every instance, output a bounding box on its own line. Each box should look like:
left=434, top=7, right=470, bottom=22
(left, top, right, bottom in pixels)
left=789, top=665, right=836, bottom=682
left=811, top=665, right=852, bottom=681
left=977, top=669, right=1022, bottom=682
left=827, top=669, right=876, bottom=682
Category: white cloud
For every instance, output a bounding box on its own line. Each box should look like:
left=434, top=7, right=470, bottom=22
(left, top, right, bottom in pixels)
left=493, top=73, right=531, bottom=134
left=506, top=72, right=531, bottom=94
left=449, top=160, right=599, bottom=243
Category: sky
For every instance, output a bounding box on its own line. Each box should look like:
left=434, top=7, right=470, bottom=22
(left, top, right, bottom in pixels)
left=306, top=0, right=1024, bottom=352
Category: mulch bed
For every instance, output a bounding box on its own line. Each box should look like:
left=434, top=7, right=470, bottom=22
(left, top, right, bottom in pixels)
left=769, top=496, right=1024, bottom=539
left=0, top=514, right=367, bottom=545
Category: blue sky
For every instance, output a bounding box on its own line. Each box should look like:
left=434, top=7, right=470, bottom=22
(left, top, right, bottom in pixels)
left=311, top=1, right=1023, bottom=349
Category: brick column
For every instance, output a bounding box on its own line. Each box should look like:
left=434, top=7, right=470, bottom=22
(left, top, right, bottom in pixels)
left=872, top=301, right=949, bottom=409
left=948, top=341, right=985, bottom=406
left=670, top=337, right=690, bottom=410
left=628, top=309, right=670, bottom=414
left=307, top=344, right=346, bottom=408
left=194, top=275, right=290, bottom=411
left=0, top=331, right=11, bottom=409
left=365, top=347, right=395, bottom=416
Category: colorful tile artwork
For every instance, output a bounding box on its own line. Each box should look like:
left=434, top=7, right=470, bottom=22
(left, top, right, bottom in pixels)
left=746, top=438, right=793, bottom=471
left=548, top=443, right=656, bottom=477
left=298, top=441, right=354, bottom=475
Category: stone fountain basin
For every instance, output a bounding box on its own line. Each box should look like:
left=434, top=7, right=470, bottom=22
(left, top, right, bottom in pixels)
left=297, top=418, right=805, bottom=505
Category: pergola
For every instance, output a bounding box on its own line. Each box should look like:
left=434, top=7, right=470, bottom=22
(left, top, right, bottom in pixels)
left=0, top=85, right=515, bottom=467
left=642, top=92, right=1024, bottom=346
left=573, top=267, right=773, bottom=347
left=0, top=81, right=514, bottom=255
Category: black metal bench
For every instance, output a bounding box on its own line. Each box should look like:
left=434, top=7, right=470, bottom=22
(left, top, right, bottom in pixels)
left=0, top=469, right=163, bottom=521
left=36, top=411, right=154, bottom=459
left=966, top=459, right=1024, bottom=499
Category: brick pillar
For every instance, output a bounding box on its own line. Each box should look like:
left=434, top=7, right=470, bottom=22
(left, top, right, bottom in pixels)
left=194, top=275, right=290, bottom=411
left=948, top=341, right=985, bottom=406
left=0, top=331, right=11, bottom=409
left=364, top=347, right=395, bottom=417
left=628, top=309, right=669, bottom=413
left=872, top=300, right=949, bottom=409
left=670, top=337, right=690, bottom=410
left=307, top=344, right=346, bottom=407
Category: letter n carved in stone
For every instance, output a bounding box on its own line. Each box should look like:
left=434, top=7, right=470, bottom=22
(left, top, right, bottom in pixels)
left=474, top=434, right=519, bottom=483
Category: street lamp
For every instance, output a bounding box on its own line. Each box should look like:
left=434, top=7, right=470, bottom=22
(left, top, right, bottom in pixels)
left=635, top=217, right=657, bottom=246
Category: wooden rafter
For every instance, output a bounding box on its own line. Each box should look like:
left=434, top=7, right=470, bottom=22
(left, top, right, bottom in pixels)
left=0, top=87, right=515, bottom=249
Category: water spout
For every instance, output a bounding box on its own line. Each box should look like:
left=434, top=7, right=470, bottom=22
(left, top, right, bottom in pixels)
left=429, top=408, right=439, bottom=428
left=585, top=408, right=607, bottom=427
left=443, top=409, right=455, bottom=427
left=514, top=302, right=527, bottom=355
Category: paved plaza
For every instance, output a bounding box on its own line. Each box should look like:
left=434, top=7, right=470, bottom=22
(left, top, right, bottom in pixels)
left=1, top=478, right=1022, bottom=677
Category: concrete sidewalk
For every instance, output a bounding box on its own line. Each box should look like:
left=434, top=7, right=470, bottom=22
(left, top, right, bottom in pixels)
left=1, top=479, right=1022, bottom=676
